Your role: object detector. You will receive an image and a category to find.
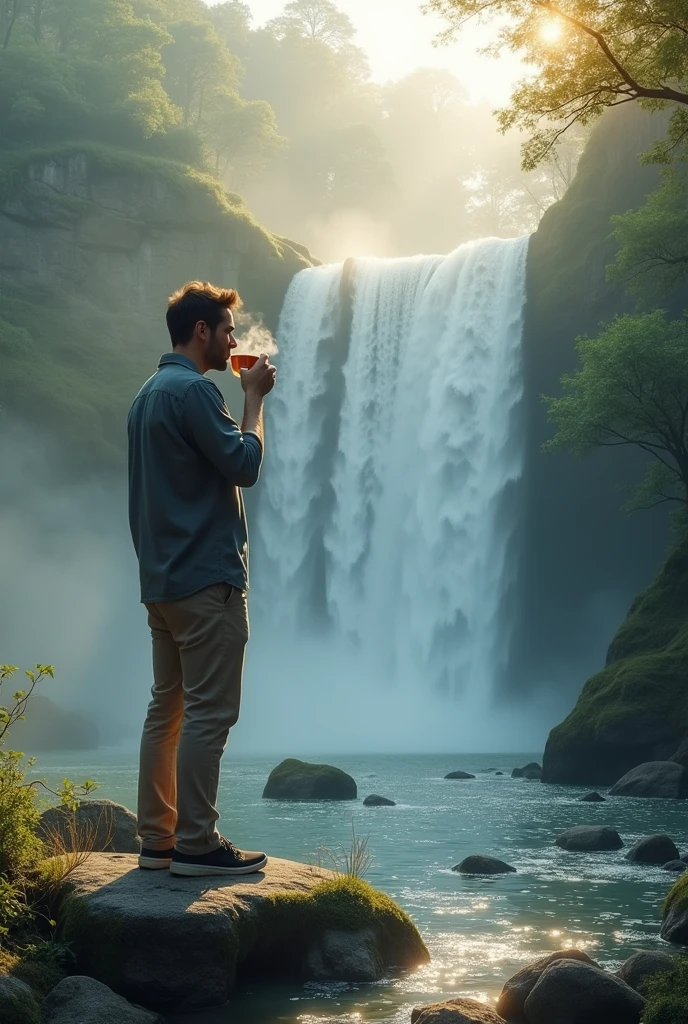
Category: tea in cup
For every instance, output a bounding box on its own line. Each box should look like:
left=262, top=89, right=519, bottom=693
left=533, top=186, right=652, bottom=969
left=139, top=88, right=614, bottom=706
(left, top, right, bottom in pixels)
left=230, top=353, right=259, bottom=377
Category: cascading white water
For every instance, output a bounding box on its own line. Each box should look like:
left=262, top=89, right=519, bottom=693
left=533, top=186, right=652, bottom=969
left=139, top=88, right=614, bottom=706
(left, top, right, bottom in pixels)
left=252, top=236, right=529, bottom=730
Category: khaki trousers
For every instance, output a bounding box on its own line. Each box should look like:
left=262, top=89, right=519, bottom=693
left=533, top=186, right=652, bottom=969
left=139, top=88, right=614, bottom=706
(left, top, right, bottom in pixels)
left=137, top=582, right=249, bottom=855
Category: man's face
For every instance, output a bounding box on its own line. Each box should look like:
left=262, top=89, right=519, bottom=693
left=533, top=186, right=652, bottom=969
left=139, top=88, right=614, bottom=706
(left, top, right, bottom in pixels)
left=202, top=308, right=237, bottom=372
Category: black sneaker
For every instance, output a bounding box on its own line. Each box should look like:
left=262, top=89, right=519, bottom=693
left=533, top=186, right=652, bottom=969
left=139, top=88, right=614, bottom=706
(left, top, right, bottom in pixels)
left=138, top=846, right=175, bottom=870
left=170, top=837, right=268, bottom=877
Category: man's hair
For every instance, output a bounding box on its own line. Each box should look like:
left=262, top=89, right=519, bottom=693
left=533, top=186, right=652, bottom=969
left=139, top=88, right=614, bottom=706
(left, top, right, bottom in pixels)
left=166, top=281, right=242, bottom=347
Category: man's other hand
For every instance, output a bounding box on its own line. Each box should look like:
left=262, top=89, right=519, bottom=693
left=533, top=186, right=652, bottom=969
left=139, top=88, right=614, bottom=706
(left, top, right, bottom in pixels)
left=240, top=354, right=277, bottom=397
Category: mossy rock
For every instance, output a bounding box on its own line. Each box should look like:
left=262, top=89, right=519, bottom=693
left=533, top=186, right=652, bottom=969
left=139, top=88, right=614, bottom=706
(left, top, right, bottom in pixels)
left=542, top=538, right=688, bottom=785
left=57, top=853, right=428, bottom=1009
left=661, top=875, right=688, bottom=945
left=0, top=975, right=42, bottom=1024
left=642, top=954, right=688, bottom=1023
left=262, top=759, right=357, bottom=801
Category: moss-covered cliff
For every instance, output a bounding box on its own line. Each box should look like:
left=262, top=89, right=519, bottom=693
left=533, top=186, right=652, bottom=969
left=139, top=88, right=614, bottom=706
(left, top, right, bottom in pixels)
left=510, top=106, right=679, bottom=698
left=542, top=536, right=688, bottom=784
left=0, top=144, right=315, bottom=472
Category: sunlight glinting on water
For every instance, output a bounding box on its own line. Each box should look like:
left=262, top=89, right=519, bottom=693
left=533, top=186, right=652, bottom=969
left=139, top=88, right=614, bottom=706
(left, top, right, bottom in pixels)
left=33, top=751, right=686, bottom=1024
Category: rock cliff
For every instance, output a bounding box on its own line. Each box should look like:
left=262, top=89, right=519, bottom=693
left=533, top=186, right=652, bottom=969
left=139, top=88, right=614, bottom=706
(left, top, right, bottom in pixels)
left=0, top=145, right=315, bottom=471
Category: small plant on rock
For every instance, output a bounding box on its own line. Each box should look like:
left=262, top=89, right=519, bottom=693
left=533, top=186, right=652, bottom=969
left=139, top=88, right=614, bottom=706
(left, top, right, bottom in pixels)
left=316, top=822, right=373, bottom=879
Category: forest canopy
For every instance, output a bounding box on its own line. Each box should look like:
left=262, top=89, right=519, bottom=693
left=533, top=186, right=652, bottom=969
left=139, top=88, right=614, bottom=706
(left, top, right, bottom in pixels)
left=0, top=0, right=591, bottom=257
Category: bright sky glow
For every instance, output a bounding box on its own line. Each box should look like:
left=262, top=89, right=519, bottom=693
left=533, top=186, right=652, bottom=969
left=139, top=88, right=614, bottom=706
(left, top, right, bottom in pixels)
left=539, top=17, right=563, bottom=43
left=207, top=0, right=526, bottom=105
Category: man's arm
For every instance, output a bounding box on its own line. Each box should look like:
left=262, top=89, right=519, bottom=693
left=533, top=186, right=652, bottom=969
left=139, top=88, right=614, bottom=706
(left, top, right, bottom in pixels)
left=241, top=390, right=264, bottom=450
left=239, top=353, right=277, bottom=450
left=184, top=379, right=263, bottom=487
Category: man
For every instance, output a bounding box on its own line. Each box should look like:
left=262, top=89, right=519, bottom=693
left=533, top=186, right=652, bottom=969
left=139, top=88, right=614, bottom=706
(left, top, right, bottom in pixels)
left=127, top=281, right=276, bottom=877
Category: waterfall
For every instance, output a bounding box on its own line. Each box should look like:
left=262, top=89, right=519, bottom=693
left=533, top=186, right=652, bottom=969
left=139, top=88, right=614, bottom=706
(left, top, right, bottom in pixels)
left=252, top=236, right=530, bottom=735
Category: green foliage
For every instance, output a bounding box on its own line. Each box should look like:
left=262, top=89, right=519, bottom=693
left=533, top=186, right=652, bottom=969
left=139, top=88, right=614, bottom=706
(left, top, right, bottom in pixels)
left=162, top=18, right=239, bottom=127
left=0, top=0, right=179, bottom=149
left=609, top=167, right=688, bottom=301
left=268, top=0, right=356, bottom=49
left=643, top=956, right=688, bottom=1024
left=429, top=0, right=688, bottom=170
left=0, top=0, right=284, bottom=184
left=665, top=875, right=688, bottom=917
left=7, top=938, right=73, bottom=995
left=202, top=91, right=284, bottom=185
left=0, top=663, right=97, bottom=936
left=544, top=310, right=688, bottom=509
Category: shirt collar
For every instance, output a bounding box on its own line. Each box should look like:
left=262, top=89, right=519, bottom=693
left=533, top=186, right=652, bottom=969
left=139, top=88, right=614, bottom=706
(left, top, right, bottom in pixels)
left=158, top=352, right=202, bottom=373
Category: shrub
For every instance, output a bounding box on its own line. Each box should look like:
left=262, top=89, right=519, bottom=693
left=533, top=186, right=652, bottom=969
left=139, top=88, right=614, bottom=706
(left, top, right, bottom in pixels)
left=0, top=663, right=96, bottom=936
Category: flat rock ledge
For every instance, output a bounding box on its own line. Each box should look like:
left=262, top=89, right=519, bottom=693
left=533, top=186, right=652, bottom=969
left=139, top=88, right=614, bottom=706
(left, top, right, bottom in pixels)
left=412, top=997, right=503, bottom=1023
left=58, top=854, right=428, bottom=1011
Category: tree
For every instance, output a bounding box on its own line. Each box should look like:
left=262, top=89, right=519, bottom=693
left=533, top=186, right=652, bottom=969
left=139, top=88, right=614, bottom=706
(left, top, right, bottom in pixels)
left=266, top=0, right=368, bottom=79
left=203, top=91, right=284, bottom=185
left=210, top=0, right=252, bottom=56
left=162, top=20, right=239, bottom=127
left=267, top=0, right=355, bottom=48
left=544, top=310, right=688, bottom=509
left=608, top=167, right=688, bottom=300
left=429, top=0, right=688, bottom=168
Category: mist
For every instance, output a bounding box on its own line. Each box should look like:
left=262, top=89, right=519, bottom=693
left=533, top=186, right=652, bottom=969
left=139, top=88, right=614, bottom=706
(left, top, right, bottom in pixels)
left=0, top=417, right=574, bottom=757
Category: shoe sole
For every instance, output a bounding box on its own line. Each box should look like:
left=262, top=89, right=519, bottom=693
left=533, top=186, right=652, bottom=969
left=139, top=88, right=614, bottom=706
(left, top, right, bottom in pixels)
left=169, top=855, right=268, bottom=877
left=138, top=857, right=173, bottom=870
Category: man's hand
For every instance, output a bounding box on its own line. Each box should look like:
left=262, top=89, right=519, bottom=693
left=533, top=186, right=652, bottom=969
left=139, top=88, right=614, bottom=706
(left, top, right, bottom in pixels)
left=240, top=353, right=277, bottom=397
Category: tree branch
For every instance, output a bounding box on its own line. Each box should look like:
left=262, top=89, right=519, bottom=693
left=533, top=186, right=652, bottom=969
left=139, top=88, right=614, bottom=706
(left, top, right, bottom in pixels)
left=537, top=0, right=688, bottom=106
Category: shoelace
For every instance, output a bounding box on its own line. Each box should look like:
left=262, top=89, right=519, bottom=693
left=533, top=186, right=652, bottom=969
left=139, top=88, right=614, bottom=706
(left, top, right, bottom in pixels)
left=219, top=837, right=242, bottom=859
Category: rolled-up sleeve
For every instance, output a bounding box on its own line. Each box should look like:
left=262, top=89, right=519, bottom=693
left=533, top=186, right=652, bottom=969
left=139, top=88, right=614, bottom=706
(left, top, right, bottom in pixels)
left=183, top=379, right=263, bottom=487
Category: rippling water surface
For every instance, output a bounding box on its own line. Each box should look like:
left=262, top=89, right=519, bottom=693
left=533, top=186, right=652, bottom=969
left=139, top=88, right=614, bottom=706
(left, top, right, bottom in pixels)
left=36, top=750, right=686, bottom=1022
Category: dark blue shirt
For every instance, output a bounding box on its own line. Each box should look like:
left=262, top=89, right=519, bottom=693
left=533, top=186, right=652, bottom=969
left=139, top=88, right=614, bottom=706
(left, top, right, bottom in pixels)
left=127, top=353, right=263, bottom=603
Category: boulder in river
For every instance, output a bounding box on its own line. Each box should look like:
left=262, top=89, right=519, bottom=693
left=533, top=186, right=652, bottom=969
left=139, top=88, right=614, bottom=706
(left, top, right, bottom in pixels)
left=497, top=948, right=598, bottom=1022
left=452, top=855, right=516, bottom=875
left=609, top=761, right=688, bottom=799
left=39, top=799, right=139, bottom=853
left=411, top=997, right=505, bottom=1023
left=579, top=791, right=606, bottom=802
left=0, top=976, right=42, bottom=1024
left=555, top=825, right=623, bottom=851
left=523, top=959, right=645, bottom=1024
left=363, top=794, right=396, bottom=806
left=663, top=860, right=688, bottom=873
left=660, top=874, right=688, bottom=945
left=495, top=771, right=504, bottom=776
left=625, top=834, right=679, bottom=864
left=263, top=759, right=357, bottom=800
left=669, top=737, right=688, bottom=769
left=59, top=853, right=429, bottom=1009
left=444, top=771, right=476, bottom=780
left=44, top=977, right=162, bottom=1024
left=616, top=950, right=676, bottom=994
left=512, top=762, right=542, bottom=778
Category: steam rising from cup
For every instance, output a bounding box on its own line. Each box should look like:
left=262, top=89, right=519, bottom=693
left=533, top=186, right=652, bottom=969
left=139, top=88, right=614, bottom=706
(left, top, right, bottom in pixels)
left=234, top=322, right=278, bottom=357
left=230, top=317, right=278, bottom=377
